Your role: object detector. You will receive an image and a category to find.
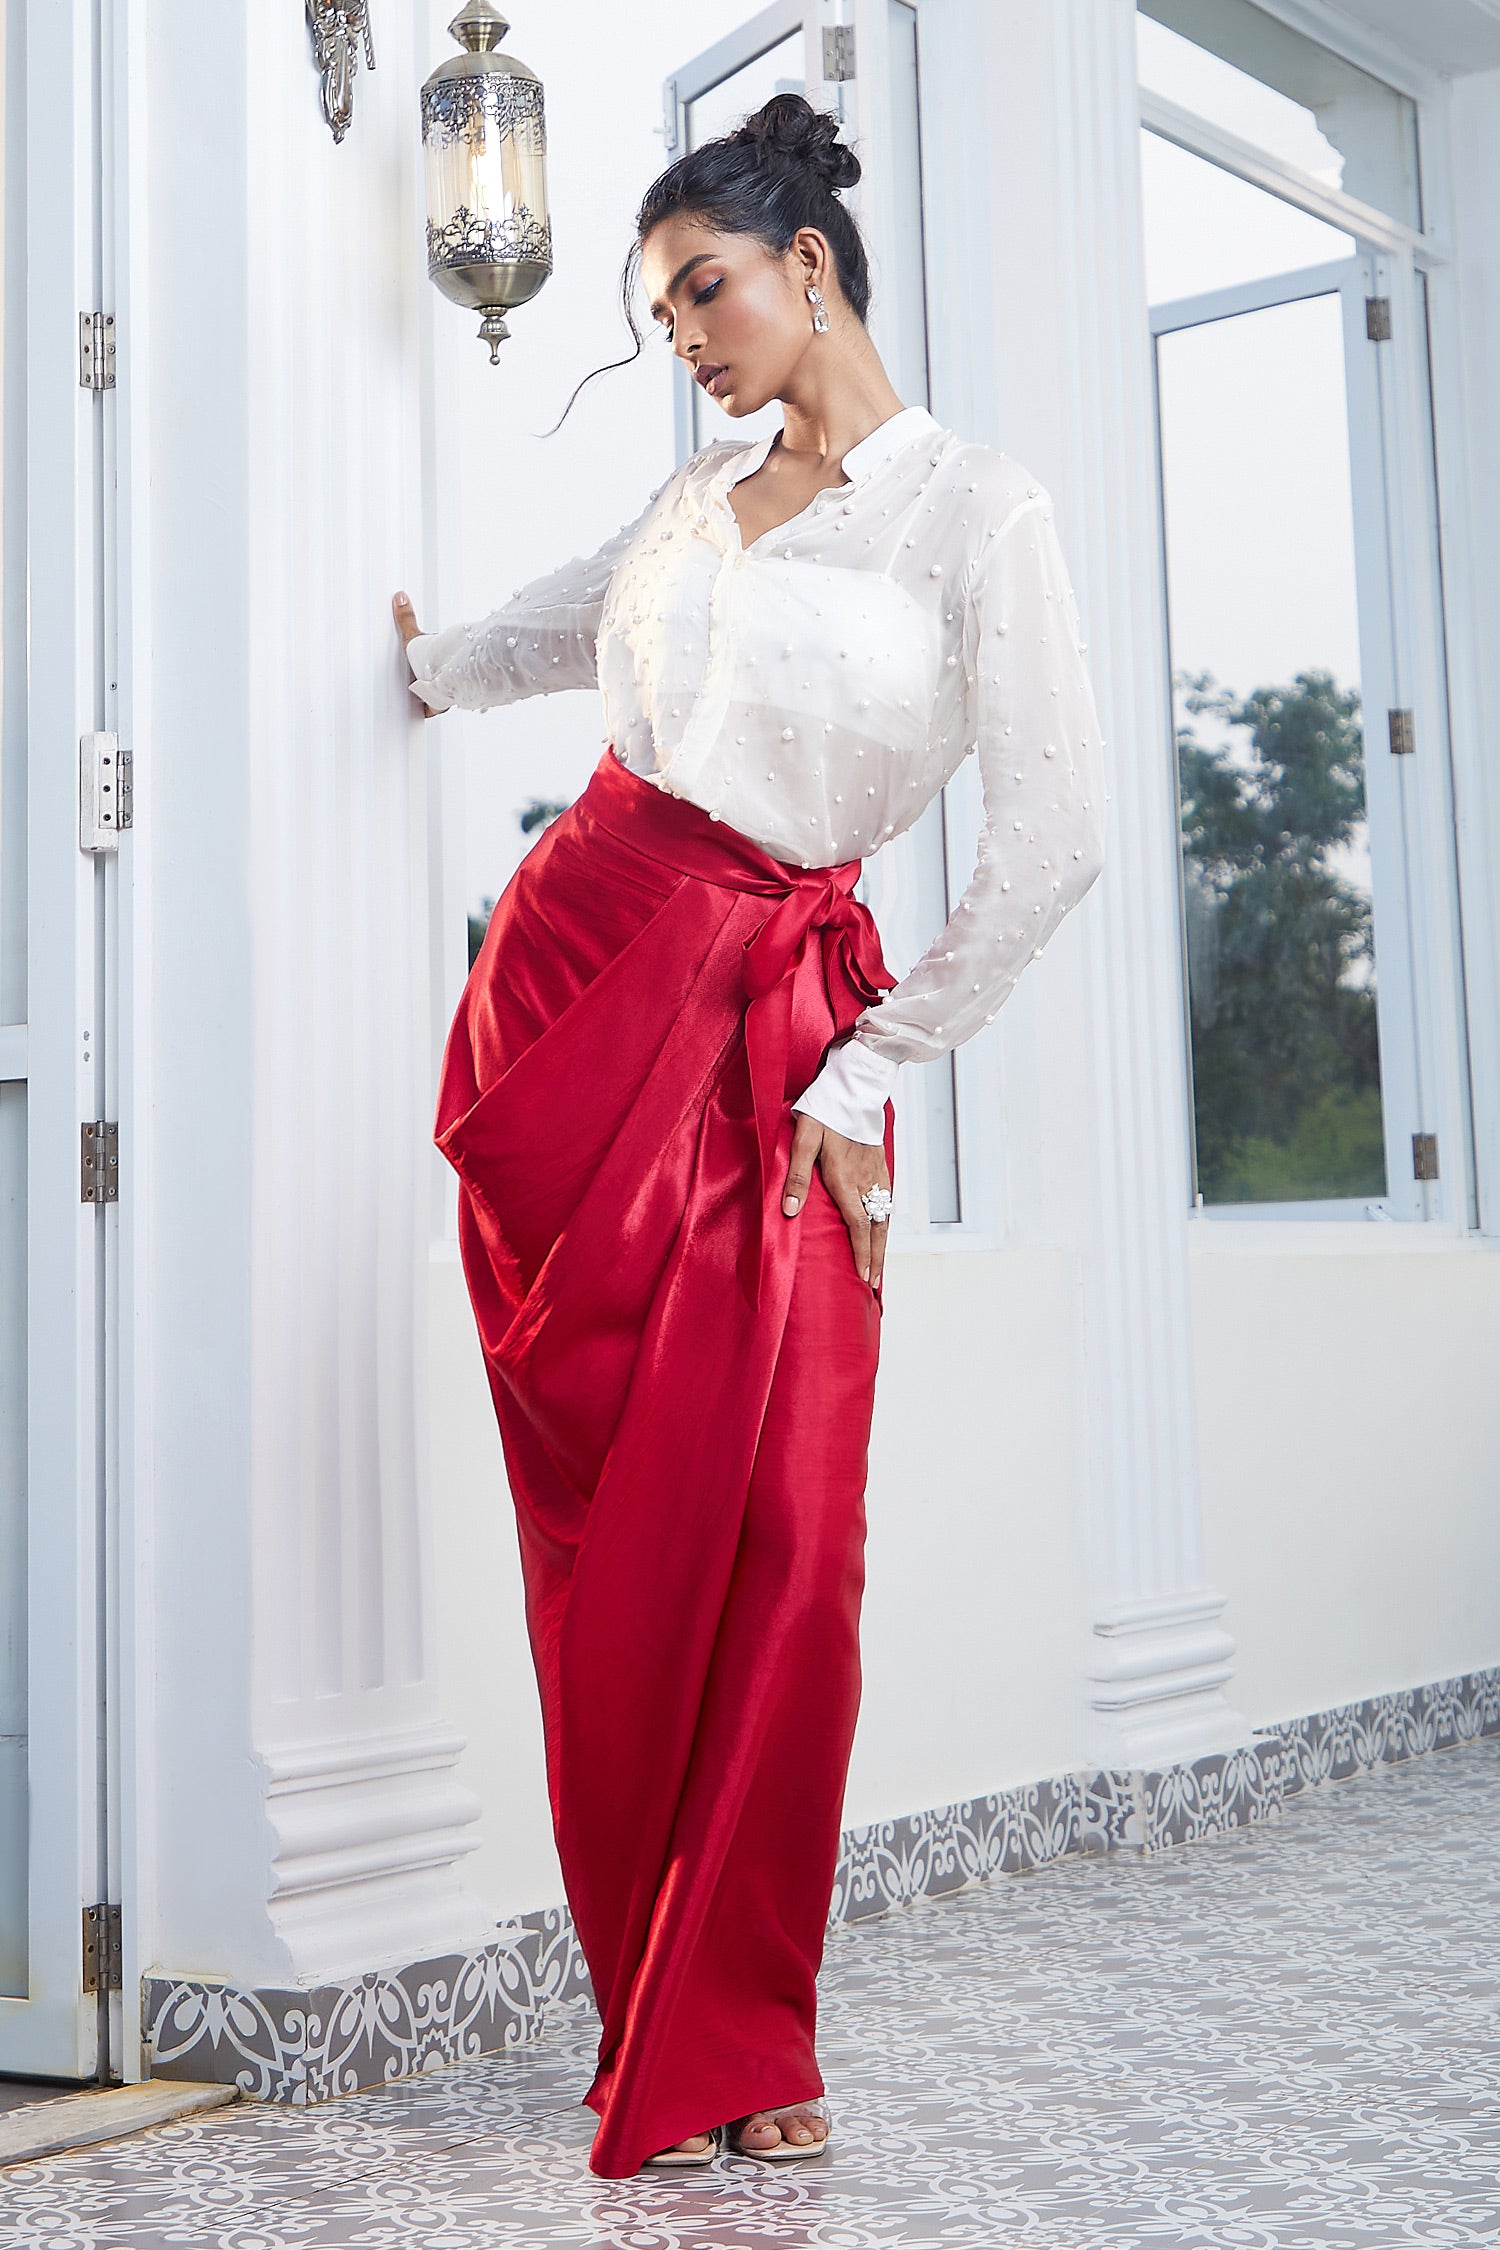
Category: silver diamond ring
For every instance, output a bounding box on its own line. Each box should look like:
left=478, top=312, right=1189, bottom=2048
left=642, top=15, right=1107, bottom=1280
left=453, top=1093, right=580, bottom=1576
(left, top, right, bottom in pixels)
left=860, top=1185, right=894, bottom=1225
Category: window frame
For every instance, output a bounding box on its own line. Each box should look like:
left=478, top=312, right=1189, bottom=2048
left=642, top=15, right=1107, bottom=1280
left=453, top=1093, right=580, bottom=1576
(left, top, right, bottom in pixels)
left=1136, top=2, right=1478, bottom=1232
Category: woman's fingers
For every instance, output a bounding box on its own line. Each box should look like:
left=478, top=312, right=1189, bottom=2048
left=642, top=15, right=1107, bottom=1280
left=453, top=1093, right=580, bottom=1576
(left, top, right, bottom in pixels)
left=786, top=1114, right=891, bottom=1286
left=392, top=593, right=433, bottom=719
left=783, top=1112, right=822, bottom=1216
left=867, top=1166, right=891, bottom=1293
left=813, top=1126, right=885, bottom=1284
left=835, top=1187, right=873, bottom=1283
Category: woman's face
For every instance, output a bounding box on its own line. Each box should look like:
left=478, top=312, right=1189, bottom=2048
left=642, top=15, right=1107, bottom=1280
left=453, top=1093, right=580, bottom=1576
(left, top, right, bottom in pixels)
left=639, top=213, right=831, bottom=417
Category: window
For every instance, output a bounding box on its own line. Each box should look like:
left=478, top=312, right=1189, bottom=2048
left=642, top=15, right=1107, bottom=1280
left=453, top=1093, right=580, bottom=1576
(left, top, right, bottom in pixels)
left=1138, top=0, right=1471, bottom=1221
left=1138, top=0, right=1421, bottom=225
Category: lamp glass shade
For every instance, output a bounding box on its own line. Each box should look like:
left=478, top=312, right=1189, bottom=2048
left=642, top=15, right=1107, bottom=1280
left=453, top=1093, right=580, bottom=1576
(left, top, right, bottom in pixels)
left=422, top=53, right=552, bottom=319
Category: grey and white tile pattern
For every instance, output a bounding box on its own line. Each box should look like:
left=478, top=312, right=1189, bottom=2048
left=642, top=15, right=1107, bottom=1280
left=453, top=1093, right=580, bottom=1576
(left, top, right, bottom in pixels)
left=833, top=1773, right=1093, bottom=1923
left=141, top=1665, right=1500, bottom=2106
left=143, top=1906, right=591, bottom=2104
left=12, top=1733, right=1500, bottom=2245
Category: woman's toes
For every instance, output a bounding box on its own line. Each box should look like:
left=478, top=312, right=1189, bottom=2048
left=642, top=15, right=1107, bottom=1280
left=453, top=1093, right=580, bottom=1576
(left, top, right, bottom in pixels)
left=736, top=2113, right=782, bottom=2147
left=653, top=2131, right=713, bottom=2157
left=780, top=2107, right=824, bottom=2145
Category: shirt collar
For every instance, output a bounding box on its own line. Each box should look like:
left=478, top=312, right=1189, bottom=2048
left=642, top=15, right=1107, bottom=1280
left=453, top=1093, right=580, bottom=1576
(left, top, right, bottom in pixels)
left=716, top=403, right=941, bottom=495
left=840, top=403, right=941, bottom=479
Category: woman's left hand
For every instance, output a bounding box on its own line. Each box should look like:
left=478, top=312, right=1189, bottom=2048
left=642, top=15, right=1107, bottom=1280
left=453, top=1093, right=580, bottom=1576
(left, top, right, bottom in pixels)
left=392, top=591, right=434, bottom=717
left=782, top=1113, right=891, bottom=1290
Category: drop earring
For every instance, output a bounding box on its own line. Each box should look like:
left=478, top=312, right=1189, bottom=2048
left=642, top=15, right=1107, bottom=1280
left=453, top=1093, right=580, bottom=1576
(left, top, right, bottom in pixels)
left=806, top=285, right=830, bottom=334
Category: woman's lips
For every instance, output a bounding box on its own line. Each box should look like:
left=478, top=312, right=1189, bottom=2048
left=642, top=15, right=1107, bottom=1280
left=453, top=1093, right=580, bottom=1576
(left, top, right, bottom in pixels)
left=696, top=363, right=729, bottom=396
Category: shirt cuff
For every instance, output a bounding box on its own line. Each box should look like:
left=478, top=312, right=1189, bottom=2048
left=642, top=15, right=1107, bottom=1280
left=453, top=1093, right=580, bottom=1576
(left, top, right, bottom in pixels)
left=405, top=628, right=460, bottom=713
left=792, top=1037, right=899, bottom=1146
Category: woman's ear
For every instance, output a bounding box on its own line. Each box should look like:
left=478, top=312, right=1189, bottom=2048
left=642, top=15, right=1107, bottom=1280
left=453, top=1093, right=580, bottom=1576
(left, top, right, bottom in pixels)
left=792, top=226, right=832, bottom=294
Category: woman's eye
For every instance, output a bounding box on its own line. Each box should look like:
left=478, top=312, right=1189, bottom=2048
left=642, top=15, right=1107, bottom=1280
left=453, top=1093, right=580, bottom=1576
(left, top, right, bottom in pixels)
left=655, top=276, right=721, bottom=343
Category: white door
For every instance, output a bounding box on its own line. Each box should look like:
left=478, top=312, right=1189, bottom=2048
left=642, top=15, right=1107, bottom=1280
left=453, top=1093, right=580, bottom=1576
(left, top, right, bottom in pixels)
left=0, top=0, right=114, bottom=2082
left=663, top=0, right=964, bottom=1227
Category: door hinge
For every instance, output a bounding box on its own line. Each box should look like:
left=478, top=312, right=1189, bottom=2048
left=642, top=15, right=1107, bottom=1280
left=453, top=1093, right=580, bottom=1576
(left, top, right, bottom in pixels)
left=1388, top=708, right=1415, bottom=756
left=82, top=1903, right=122, bottom=1993
left=1365, top=296, right=1392, bottom=342
left=822, top=23, right=856, bottom=80
left=80, top=732, right=133, bottom=850
left=81, top=1121, right=120, bottom=1204
left=1412, top=1131, right=1439, bottom=1182
left=78, top=310, right=116, bottom=391
left=661, top=75, right=679, bottom=153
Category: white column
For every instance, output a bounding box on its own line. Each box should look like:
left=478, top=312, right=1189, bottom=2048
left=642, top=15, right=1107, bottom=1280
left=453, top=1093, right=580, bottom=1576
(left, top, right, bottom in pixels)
left=240, top=8, right=491, bottom=1979
left=918, top=0, right=1252, bottom=1767
left=131, top=4, right=490, bottom=1995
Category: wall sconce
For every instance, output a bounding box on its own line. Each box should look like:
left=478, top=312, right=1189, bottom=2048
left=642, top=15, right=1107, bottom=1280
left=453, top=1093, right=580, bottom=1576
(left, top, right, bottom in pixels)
left=306, top=0, right=376, bottom=143
left=422, top=3, right=553, bottom=365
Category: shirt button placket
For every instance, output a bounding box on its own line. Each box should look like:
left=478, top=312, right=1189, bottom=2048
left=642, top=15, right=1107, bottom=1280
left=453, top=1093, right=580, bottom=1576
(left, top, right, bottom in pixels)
left=665, top=537, right=738, bottom=796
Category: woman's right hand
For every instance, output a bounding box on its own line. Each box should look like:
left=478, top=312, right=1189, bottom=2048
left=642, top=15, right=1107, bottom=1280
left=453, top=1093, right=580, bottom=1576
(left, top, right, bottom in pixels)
left=392, top=591, right=432, bottom=716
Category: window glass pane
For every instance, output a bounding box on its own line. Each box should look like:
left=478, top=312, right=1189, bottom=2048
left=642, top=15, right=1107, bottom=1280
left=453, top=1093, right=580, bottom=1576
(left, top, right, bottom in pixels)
left=1137, top=0, right=1421, bottom=227
left=684, top=29, right=802, bottom=148
left=1157, top=291, right=1386, bottom=1205
left=1142, top=129, right=1353, bottom=304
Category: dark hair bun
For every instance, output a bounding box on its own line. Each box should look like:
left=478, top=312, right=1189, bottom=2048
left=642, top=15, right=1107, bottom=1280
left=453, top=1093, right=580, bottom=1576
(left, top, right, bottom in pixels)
left=735, top=91, right=861, bottom=193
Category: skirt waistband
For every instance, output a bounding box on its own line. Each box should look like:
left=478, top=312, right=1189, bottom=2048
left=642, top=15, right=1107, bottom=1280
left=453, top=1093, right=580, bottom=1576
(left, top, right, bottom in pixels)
left=582, top=748, right=857, bottom=901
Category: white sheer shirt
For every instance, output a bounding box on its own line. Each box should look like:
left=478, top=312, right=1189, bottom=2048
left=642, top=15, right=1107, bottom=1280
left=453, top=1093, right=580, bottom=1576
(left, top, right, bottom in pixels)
left=406, top=404, right=1107, bottom=1145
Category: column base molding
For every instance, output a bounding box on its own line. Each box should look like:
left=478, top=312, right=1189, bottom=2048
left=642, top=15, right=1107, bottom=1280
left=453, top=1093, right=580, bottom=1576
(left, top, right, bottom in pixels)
left=1086, top=1588, right=1255, bottom=1769
left=259, top=1722, right=492, bottom=1982
left=147, top=1664, right=1500, bottom=2103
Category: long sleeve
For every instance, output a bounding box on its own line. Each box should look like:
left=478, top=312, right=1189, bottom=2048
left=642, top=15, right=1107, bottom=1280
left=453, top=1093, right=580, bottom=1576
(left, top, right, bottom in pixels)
left=406, top=480, right=668, bottom=714
left=795, top=490, right=1108, bottom=1143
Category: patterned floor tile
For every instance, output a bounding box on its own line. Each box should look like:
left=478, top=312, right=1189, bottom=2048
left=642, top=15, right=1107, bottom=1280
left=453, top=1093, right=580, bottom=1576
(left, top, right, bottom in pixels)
left=5, top=1738, right=1500, bottom=2248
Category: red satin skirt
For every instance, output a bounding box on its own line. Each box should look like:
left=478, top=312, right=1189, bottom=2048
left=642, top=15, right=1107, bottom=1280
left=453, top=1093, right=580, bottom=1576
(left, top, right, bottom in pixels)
left=433, top=748, right=896, bottom=2177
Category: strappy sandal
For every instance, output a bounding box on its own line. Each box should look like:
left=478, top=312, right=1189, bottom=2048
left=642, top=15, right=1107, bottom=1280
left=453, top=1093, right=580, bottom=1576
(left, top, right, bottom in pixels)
left=640, top=2125, right=722, bottom=2170
left=725, top=2100, right=833, bottom=2160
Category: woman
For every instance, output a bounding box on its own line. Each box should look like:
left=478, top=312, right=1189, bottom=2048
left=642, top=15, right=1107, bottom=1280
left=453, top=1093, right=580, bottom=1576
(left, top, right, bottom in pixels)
left=392, top=93, right=1105, bottom=2179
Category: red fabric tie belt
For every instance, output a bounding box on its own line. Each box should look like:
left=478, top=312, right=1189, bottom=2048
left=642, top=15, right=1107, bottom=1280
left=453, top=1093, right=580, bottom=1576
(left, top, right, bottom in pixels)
left=582, top=749, right=896, bottom=1302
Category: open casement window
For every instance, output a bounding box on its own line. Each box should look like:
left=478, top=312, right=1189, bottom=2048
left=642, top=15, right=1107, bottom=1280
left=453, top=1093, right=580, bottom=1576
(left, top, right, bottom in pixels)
left=662, top=0, right=970, bottom=1233
left=1138, top=0, right=1473, bottom=1223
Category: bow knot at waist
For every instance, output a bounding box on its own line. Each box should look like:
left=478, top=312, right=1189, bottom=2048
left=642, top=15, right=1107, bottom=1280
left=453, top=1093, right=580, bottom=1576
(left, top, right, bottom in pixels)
left=741, top=862, right=892, bottom=1011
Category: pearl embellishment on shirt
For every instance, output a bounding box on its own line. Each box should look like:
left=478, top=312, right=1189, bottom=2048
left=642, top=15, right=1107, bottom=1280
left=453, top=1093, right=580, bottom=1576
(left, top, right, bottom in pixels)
left=411, top=412, right=1103, bottom=1148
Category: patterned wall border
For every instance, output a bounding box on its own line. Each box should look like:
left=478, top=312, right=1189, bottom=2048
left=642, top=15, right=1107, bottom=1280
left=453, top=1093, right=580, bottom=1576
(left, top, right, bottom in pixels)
left=143, top=1907, right=590, bottom=2105
left=143, top=1663, right=1500, bottom=2101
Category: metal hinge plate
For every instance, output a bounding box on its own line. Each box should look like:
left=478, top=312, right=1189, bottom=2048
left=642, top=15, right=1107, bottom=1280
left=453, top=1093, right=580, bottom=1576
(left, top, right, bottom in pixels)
left=1366, top=296, right=1392, bottom=342
left=662, top=75, right=679, bottom=152
left=80, top=732, right=133, bottom=850
left=822, top=23, right=856, bottom=80
left=1412, top=1131, right=1439, bottom=1182
left=82, top=1902, right=122, bottom=1993
left=81, top=1121, right=119, bottom=1205
left=79, top=311, right=116, bottom=391
left=1388, top=708, right=1415, bottom=756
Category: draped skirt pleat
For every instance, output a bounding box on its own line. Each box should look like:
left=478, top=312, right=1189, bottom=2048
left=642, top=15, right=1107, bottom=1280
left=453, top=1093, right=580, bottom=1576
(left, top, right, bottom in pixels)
left=434, top=749, right=895, bottom=2178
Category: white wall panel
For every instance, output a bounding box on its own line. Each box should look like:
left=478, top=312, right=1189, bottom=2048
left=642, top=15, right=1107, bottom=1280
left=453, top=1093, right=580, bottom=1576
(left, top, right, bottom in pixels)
left=1193, top=1246, right=1500, bottom=1720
